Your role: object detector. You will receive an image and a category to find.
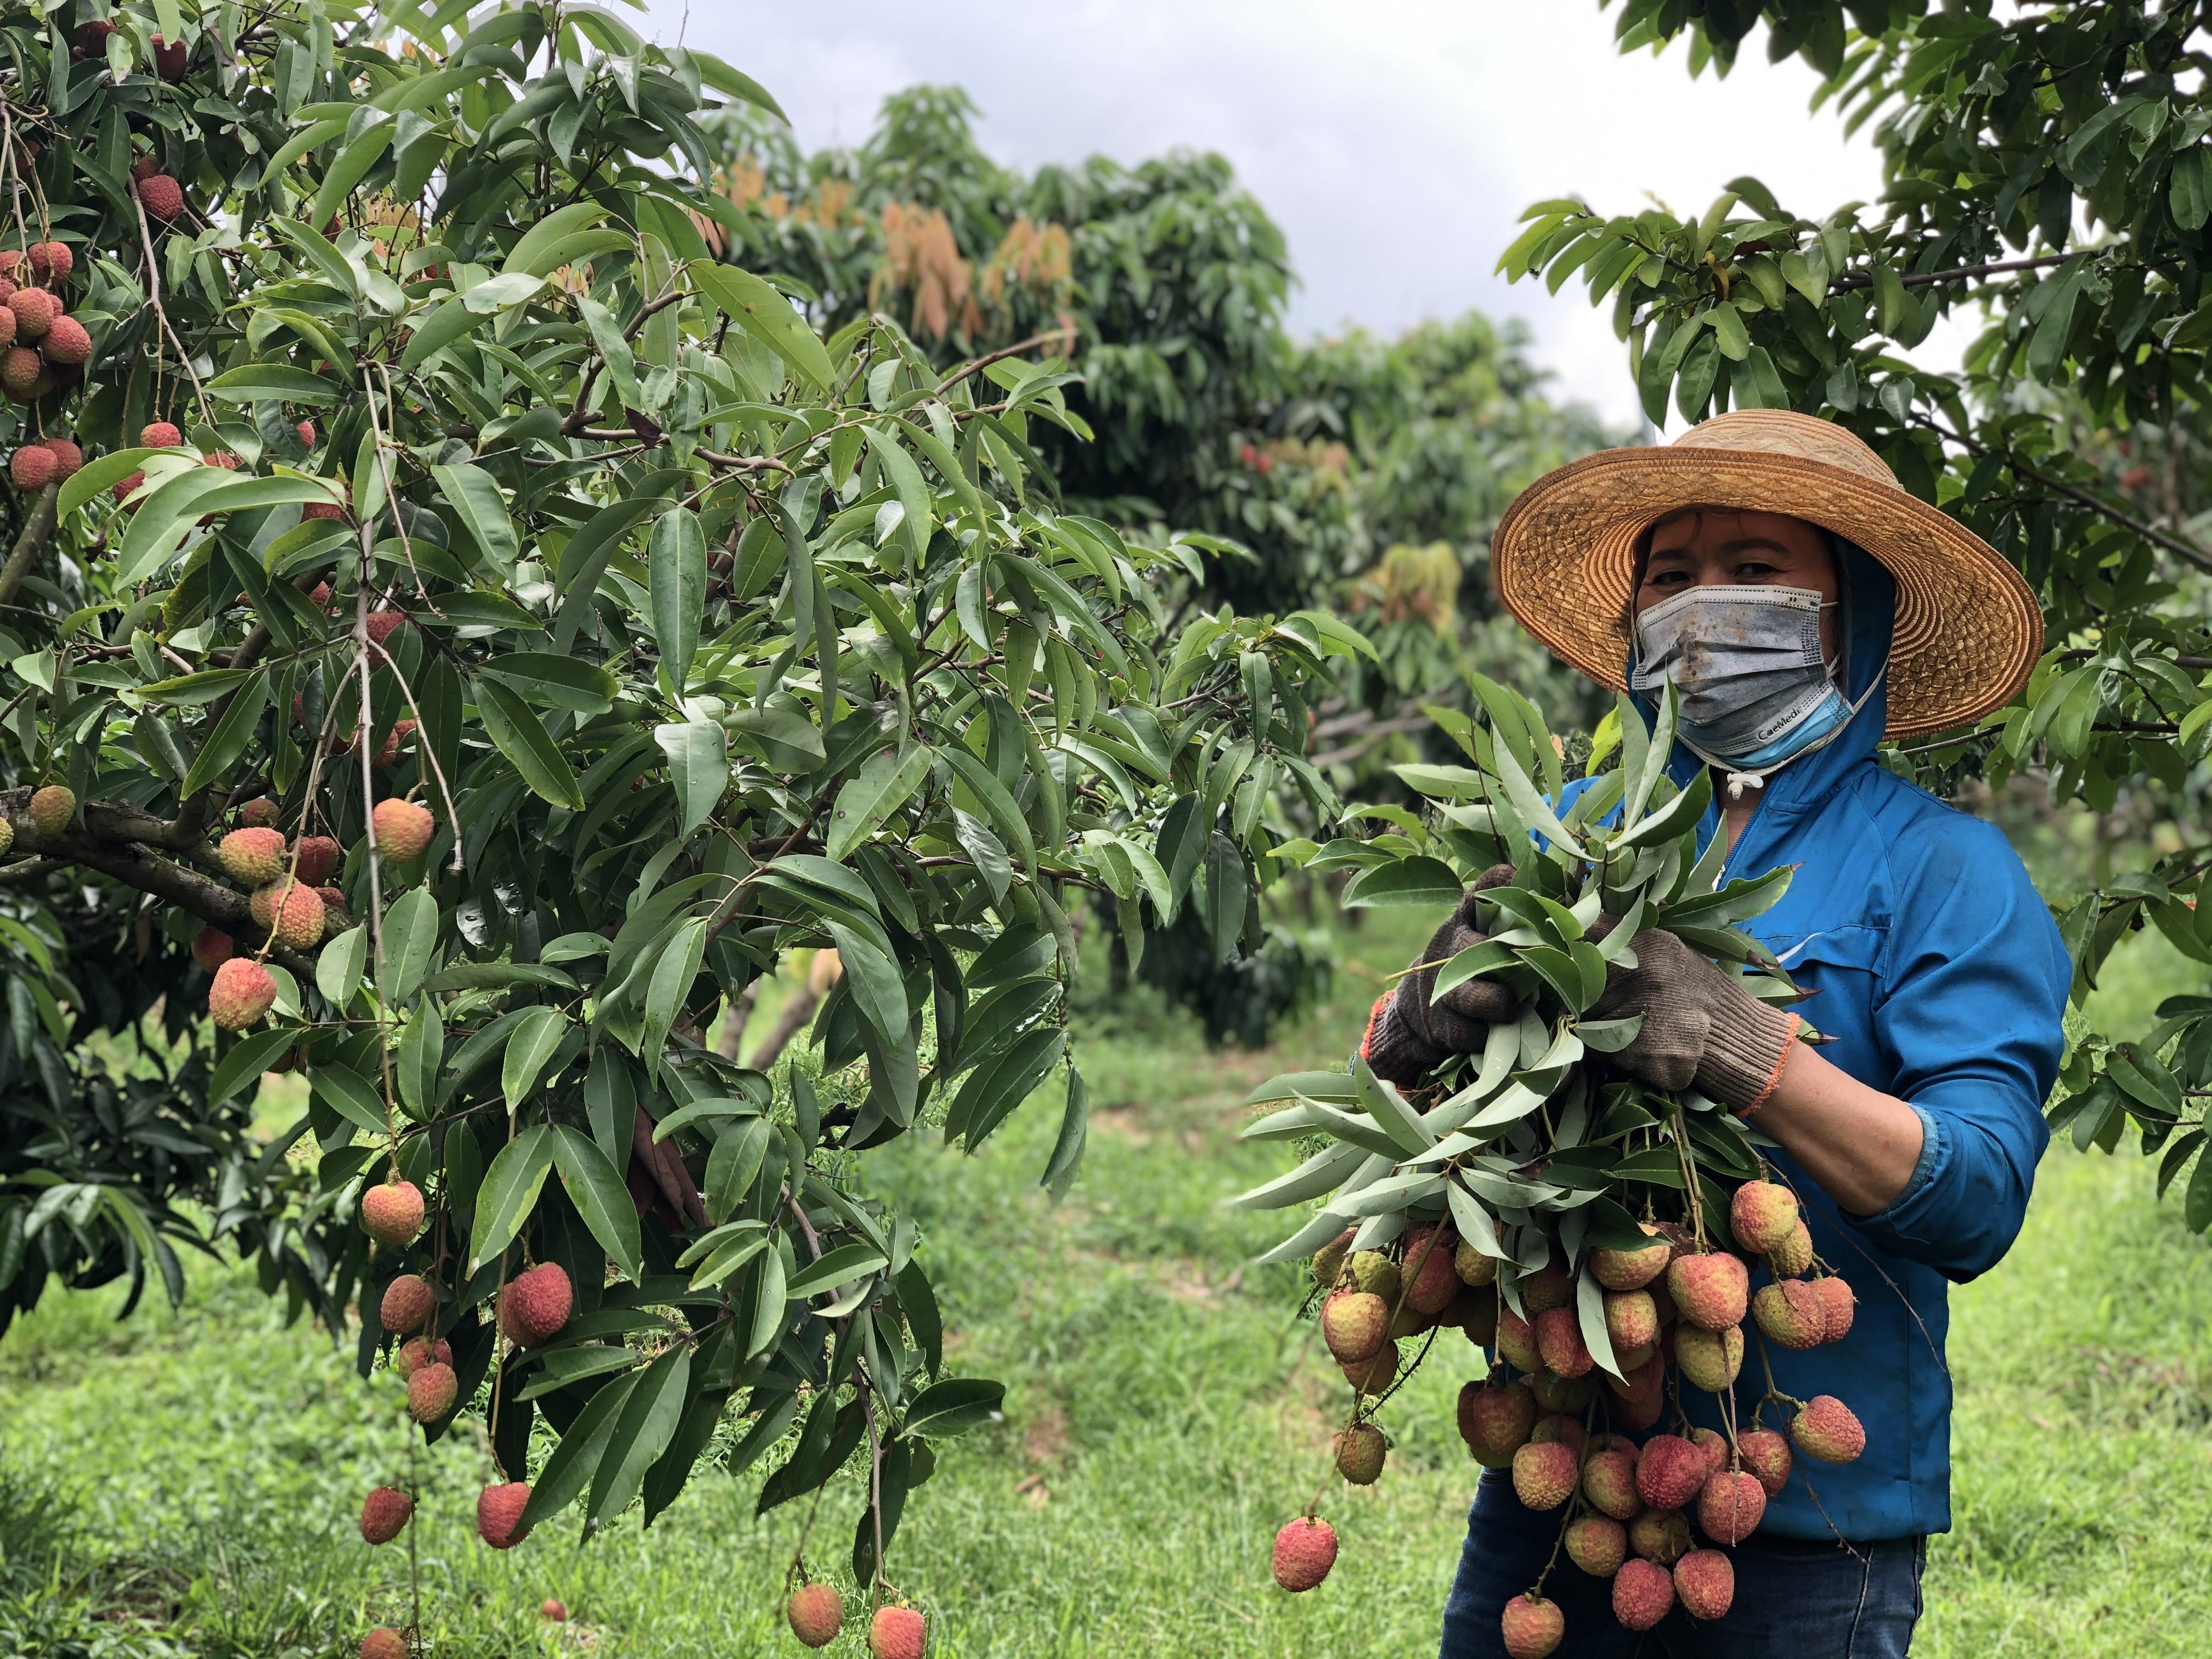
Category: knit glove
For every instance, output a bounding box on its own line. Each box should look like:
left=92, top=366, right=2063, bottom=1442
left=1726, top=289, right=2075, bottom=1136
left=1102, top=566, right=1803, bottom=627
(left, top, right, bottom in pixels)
left=1361, top=864, right=1518, bottom=1087
left=1585, top=928, right=1799, bottom=1113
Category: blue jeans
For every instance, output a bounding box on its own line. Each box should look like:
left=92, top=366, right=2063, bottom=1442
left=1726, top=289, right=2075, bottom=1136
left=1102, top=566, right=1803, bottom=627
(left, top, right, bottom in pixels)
left=1441, top=1470, right=1926, bottom=1658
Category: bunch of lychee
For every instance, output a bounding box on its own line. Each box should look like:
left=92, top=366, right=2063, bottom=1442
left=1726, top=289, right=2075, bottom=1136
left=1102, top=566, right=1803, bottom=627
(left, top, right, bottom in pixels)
left=1276, top=1180, right=1865, bottom=1650
left=0, top=244, right=91, bottom=409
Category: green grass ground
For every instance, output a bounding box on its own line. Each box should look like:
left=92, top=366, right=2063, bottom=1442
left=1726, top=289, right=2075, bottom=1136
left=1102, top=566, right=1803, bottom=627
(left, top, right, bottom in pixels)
left=2, top=913, right=2210, bottom=1657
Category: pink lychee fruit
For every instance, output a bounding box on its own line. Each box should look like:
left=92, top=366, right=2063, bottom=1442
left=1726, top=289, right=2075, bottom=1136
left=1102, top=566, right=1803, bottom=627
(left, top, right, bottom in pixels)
left=1634, top=1435, right=1708, bottom=1511
left=208, top=957, right=275, bottom=1030
left=1791, top=1395, right=1866, bottom=1464
left=500, top=1261, right=574, bottom=1347
left=1665, top=1251, right=1749, bottom=1330
left=1675, top=1549, right=1735, bottom=1621
left=1564, top=1513, right=1627, bottom=1578
left=787, top=1581, right=843, bottom=1647
left=1499, top=1593, right=1564, bottom=1659
left=1271, top=1516, right=1337, bottom=1592
left=380, top=1273, right=434, bottom=1336
left=359, top=1486, right=413, bottom=1544
left=361, top=1180, right=425, bottom=1246
left=477, top=1481, right=532, bottom=1548
left=1510, top=1439, right=1578, bottom=1511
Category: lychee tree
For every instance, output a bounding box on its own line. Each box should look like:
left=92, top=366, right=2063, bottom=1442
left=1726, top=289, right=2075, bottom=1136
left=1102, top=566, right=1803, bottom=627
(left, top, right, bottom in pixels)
left=0, top=1, right=1365, bottom=1638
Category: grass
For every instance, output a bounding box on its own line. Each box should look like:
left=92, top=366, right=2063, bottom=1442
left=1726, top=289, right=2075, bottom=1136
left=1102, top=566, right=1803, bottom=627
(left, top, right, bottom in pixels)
left=2, top=910, right=2211, bottom=1656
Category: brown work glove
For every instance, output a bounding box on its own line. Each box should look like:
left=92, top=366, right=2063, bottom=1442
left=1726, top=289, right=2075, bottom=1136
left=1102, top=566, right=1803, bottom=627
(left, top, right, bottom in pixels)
left=1361, top=865, right=1518, bottom=1087
left=1585, top=928, right=1799, bottom=1113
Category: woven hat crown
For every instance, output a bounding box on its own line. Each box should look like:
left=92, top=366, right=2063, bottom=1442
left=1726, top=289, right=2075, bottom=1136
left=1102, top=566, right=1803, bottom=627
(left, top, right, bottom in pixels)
left=1669, top=409, right=1894, bottom=488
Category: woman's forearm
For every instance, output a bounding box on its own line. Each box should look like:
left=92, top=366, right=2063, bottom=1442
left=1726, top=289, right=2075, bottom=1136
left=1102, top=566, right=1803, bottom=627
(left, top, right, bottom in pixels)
left=1750, top=1041, right=1924, bottom=1216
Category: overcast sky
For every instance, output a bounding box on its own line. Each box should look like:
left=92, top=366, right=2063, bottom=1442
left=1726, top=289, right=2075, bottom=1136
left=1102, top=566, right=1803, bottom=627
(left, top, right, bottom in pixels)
left=642, top=2, right=1900, bottom=430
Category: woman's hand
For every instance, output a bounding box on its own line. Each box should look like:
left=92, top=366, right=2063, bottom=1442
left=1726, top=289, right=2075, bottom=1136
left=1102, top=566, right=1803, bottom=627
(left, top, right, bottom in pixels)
left=1362, top=865, right=1518, bottom=1087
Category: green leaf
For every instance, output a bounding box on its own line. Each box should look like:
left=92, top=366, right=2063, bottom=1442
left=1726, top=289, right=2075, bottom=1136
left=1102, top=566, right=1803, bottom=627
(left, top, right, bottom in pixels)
left=1341, top=856, right=1463, bottom=909
left=504, top=201, right=613, bottom=278
left=476, top=677, right=585, bottom=809
left=58, top=448, right=160, bottom=517
left=468, top=1124, right=554, bottom=1270
left=208, top=1027, right=308, bottom=1108
left=517, top=1369, right=635, bottom=1531
left=823, top=744, right=933, bottom=862
left=647, top=506, right=706, bottom=687
left=431, top=462, right=520, bottom=571
left=312, top=1064, right=389, bottom=1138
left=398, top=997, right=443, bottom=1121
left=862, top=426, right=933, bottom=569
left=653, top=721, right=728, bottom=840
left=311, top=115, right=397, bottom=232
left=823, top=922, right=908, bottom=1047
left=901, top=1376, right=1005, bottom=1438
left=785, top=1243, right=888, bottom=1301
left=479, top=653, right=618, bottom=714
left=588, top=1344, right=691, bottom=1526
left=690, top=261, right=835, bottom=391
left=316, top=923, right=368, bottom=1005
left=205, top=364, right=347, bottom=405
left=552, top=1126, right=644, bottom=1282
left=502, top=1006, right=571, bottom=1110
left=180, top=674, right=269, bottom=797
left=380, top=888, right=440, bottom=1003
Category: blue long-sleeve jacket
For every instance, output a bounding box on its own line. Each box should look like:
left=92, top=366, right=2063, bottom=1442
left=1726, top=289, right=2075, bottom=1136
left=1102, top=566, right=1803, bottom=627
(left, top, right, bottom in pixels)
left=1575, top=545, right=2068, bottom=1539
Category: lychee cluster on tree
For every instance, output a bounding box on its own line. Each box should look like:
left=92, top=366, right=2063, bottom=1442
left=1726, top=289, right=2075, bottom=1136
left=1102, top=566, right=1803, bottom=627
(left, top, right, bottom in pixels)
left=0, top=16, right=1366, bottom=1657
left=1244, top=687, right=1866, bottom=1651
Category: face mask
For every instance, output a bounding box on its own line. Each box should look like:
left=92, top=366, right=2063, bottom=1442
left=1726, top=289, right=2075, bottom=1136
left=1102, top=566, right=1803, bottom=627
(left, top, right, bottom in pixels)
left=1628, top=584, right=1878, bottom=795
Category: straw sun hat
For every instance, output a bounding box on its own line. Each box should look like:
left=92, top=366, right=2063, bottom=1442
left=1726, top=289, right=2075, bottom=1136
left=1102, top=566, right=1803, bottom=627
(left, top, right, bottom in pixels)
left=1489, top=410, right=2041, bottom=740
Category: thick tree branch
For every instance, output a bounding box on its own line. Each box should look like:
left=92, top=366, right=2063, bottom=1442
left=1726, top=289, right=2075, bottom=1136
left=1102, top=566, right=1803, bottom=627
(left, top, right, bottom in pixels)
left=1829, top=251, right=2087, bottom=292
left=0, top=481, right=59, bottom=607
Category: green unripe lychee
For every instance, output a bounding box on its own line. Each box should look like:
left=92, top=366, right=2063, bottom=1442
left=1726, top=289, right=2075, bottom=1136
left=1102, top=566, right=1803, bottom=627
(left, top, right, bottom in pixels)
left=1499, top=1593, right=1564, bottom=1659
left=1674, top=1323, right=1744, bottom=1391
left=1347, top=1249, right=1400, bottom=1302
left=1321, top=1290, right=1388, bottom=1365
left=1334, top=1421, right=1386, bottom=1485
left=27, top=785, right=74, bottom=836
left=1564, top=1513, right=1627, bottom=1578
left=1791, top=1395, right=1866, bottom=1464
left=1665, top=1251, right=1749, bottom=1330
left=1510, top=1438, right=1578, bottom=1510
left=1753, top=1279, right=1827, bottom=1350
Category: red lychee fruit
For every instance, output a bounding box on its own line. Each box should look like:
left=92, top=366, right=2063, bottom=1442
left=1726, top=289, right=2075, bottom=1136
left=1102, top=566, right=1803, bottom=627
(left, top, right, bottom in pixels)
left=1533, top=1305, right=1592, bottom=1378
left=1564, top=1513, right=1626, bottom=1578
left=1813, top=1275, right=1856, bottom=1341
left=1454, top=1239, right=1499, bottom=1286
left=362, top=1180, right=425, bottom=1247
left=208, top=957, right=275, bottom=1030
left=112, top=469, right=145, bottom=504
left=366, top=609, right=407, bottom=646
left=380, top=1273, right=434, bottom=1335
left=1675, top=1323, right=1744, bottom=1391
left=405, top=1361, right=456, bottom=1423
left=297, top=420, right=318, bottom=448
left=1602, top=1288, right=1657, bottom=1351
left=1699, top=1467, right=1767, bottom=1544
left=239, top=796, right=280, bottom=828
left=1271, top=1516, right=1336, bottom=1592
left=1530, top=1413, right=1586, bottom=1459
left=40, top=314, right=89, bottom=366
left=8, top=287, right=54, bottom=340
left=1731, top=1178, right=1801, bottom=1254
left=74, top=20, right=115, bottom=55
left=1674, top=1549, right=1735, bottom=1621
left=396, top=1336, right=451, bottom=1376
left=1495, top=1305, right=1540, bottom=1373
left=1, top=346, right=41, bottom=400
left=477, top=1481, right=532, bottom=1549
left=204, top=451, right=239, bottom=471
left=218, top=826, right=287, bottom=884
left=10, top=444, right=56, bottom=489
left=1340, top=1342, right=1397, bottom=1397
left=359, top=1486, right=413, bottom=1544
left=1753, top=1279, right=1828, bottom=1350
left=1628, top=1508, right=1692, bottom=1566
left=40, top=438, right=80, bottom=478
left=292, top=834, right=342, bottom=885
left=1666, top=1251, right=1749, bottom=1330
left=787, top=1582, right=843, bottom=1647
left=1511, top=1439, right=1578, bottom=1510
left=1528, top=1367, right=1595, bottom=1414
left=1612, top=1556, right=1675, bottom=1630
left=151, top=35, right=187, bottom=81
left=868, top=1605, right=927, bottom=1659
left=1321, top=1289, right=1388, bottom=1365
left=1520, top=1261, right=1573, bottom=1313
left=0, top=252, right=16, bottom=278
left=190, top=927, right=234, bottom=973
left=500, top=1261, right=574, bottom=1347
left=0, top=304, right=15, bottom=345
left=1580, top=1448, right=1640, bottom=1519
left=1690, top=1426, right=1729, bottom=1477
left=1605, top=1353, right=1666, bottom=1431
left=256, top=878, right=325, bottom=949
left=129, top=155, right=161, bottom=182
left=28, top=241, right=72, bottom=284
left=1456, top=1376, right=1536, bottom=1469
left=1635, top=1434, right=1708, bottom=1511
left=138, top=173, right=185, bottom=222
left=371, top=798, right=435, bottom=861
left=27, top=784, right=72, bottom=836
left=1402, top=1223, right=1461, bottom=1313
left=317, top=885, right=352, bottom=927
left=1499, top=1593, right=1564, bottom=1659
left=140, top=421, right=183, bottom=449
left=303, top=486, right=348, bottom=521
left=1792, top=1395, right=1866, bottom=1464
left=359, top=1629, right=408, bottom=1659
left=1770, top=1219, right=1814, bottom=1276
left=1334, top=1421, right=1386, bottom=1485
left=541, top=1600, right=566, bottom=1622
left=1738, top=1426, right=1793, bottom=1497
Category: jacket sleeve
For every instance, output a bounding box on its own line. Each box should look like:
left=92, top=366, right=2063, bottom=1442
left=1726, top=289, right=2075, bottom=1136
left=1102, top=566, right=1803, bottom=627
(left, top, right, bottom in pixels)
left=1853, top=814, right=2067, bottom=1282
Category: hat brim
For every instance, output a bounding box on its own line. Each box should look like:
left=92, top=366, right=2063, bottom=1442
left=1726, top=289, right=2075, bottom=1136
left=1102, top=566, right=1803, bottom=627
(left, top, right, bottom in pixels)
left=1489, top=446, right=2041, bottom=741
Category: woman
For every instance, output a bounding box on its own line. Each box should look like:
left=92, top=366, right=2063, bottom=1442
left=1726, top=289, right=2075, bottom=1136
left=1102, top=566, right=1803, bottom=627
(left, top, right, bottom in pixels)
left=1362, top=411, right=2068, bottom=1658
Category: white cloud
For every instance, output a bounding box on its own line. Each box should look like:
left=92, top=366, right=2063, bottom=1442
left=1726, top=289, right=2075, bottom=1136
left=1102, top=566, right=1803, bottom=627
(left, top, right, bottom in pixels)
left=642, top=2, right=1914, bottom=428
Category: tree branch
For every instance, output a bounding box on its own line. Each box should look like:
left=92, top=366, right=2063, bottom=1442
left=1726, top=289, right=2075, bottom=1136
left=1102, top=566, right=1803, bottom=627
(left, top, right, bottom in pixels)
left=1829, top=251, right=2087, bottom=292
left=0, top=480, right=59, bottom=608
